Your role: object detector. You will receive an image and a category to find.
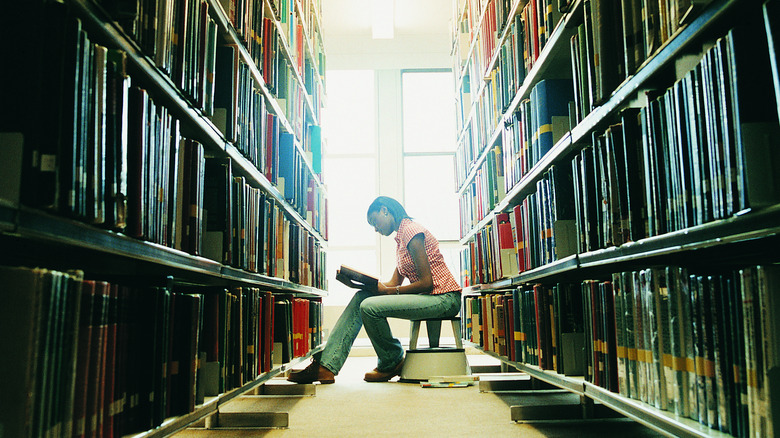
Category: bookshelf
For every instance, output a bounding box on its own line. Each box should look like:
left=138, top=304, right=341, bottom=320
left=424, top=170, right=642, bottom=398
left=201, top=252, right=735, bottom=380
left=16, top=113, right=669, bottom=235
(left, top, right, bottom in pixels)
left=0, top=0, right=328, bottom=437
left=455, top=0, right=780, bottom=437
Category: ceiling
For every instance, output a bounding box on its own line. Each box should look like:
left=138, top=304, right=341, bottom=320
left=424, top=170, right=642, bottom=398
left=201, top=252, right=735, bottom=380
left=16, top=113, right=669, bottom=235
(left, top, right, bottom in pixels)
left=320, top=0, right=455, bottom=69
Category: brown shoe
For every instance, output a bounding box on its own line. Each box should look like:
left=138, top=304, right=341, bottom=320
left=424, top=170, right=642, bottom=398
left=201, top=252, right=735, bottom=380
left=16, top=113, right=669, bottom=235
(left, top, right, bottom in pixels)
left=288, top=361, right=335, bottom=384
left=364, top=359, right=404, bottom=382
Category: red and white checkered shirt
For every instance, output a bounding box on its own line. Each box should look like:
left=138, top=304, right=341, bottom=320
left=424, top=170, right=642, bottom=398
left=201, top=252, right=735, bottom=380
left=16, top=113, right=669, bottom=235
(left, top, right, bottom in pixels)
left=394, top=218, right=460, bottom=295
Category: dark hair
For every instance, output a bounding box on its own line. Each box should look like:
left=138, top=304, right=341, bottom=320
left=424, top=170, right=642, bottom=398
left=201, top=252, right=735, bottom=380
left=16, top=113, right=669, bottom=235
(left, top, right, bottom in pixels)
left=366, top=196, right=411, bottom=222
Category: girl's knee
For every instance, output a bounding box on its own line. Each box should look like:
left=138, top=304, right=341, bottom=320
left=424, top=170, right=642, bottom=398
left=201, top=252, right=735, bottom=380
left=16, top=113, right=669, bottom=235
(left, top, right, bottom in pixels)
left=359, top=299, right=376, bottom=317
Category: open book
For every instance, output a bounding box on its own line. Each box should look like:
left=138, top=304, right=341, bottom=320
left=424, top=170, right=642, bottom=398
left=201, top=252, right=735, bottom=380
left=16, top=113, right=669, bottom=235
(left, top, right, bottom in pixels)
left=335, top=265, right=379, bottom=291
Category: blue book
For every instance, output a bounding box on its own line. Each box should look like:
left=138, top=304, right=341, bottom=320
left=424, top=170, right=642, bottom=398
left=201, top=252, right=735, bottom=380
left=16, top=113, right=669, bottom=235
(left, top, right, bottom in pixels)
left=308, top=124, right=322, bottom=174
left=278, top=132, right=297, bottom=203
left=532, top=79, right=574, bottom=164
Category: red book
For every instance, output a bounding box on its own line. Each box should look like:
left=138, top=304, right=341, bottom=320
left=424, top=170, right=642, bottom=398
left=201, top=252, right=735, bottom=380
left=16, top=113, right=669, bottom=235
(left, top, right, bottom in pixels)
left=533, top=284, right=548, bottom=369
left=511, top=204, right=526, bottom=273
left=496, top=213, right=519, bottom=278
left=296, top=23, right=304, bottom=74
left=506, top=294, right=515, bottom=362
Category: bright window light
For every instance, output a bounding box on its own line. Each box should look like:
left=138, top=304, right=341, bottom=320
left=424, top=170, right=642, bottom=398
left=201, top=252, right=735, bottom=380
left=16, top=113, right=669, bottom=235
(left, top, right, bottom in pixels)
left=372, top=0, right=394, bottom=39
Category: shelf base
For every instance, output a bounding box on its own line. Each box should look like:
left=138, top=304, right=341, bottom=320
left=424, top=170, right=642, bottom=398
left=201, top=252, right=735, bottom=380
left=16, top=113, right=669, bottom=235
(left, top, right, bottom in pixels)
left=510, top=397, right=623, bottom=423
left=204, top=411, right=289, bottom=429
left=250, top=382, right=316, bottom=396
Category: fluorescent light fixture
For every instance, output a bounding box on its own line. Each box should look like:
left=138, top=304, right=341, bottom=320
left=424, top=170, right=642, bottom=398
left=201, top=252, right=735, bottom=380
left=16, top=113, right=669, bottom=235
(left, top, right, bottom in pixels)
left=372, top=0, right=394, bottom=39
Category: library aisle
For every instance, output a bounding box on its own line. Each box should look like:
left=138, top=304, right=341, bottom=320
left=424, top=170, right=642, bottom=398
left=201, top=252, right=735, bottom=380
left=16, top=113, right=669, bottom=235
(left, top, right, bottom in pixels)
left=174, top=354, right=664, bottom=437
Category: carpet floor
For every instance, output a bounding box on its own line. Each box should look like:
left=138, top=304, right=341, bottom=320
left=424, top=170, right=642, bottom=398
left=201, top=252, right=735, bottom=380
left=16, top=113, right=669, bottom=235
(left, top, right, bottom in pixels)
left=173, top=353, right=665, bottom=437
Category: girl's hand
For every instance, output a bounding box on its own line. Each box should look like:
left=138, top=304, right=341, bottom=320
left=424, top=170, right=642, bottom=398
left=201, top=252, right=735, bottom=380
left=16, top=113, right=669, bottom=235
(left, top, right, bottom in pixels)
left=376, top=282, right=391, bottom=295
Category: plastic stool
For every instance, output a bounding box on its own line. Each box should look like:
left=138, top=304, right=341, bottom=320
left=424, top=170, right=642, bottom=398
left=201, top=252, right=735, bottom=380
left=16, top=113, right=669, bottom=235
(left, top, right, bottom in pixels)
left=408, top=317, right=463, bottom=349
left=400, top=317, right=470, bottom=382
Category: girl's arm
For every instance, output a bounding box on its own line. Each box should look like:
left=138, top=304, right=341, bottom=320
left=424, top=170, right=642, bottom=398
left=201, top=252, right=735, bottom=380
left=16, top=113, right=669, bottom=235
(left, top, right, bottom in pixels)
left=377, top=234, right=433, bottom=295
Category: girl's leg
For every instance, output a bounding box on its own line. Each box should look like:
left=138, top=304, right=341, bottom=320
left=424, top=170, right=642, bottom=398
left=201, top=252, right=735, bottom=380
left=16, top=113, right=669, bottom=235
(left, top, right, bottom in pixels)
left=317, top=289, right=375, bottom=374
left=360, top=291, right=460, bottom=371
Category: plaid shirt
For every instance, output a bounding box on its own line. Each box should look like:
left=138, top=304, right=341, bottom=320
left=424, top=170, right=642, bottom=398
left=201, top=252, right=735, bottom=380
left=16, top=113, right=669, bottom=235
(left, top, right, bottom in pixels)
left=395, top=218, right=460, bottom=295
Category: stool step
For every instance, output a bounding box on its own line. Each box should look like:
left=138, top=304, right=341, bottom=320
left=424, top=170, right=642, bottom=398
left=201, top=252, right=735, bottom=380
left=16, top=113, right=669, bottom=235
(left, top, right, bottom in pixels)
left=401, top=348, right=470, bottom=382
left=407, top=347, right=466, bottom=353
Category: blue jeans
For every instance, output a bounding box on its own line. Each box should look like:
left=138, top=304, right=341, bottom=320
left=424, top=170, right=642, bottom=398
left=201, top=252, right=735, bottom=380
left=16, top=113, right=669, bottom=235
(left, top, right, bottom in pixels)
left=318, top=290, right=461, bottom=373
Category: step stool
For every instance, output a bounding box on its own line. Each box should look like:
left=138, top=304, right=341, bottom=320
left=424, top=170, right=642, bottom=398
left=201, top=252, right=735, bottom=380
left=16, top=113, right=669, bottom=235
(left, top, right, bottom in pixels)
left=400, top=317, right=471, bottom=382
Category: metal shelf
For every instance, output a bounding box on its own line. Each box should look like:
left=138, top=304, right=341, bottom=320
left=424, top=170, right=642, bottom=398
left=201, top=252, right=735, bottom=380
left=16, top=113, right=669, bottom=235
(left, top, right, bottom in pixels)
left=466, top=205, right=780, bottom=291
left=2, top=206, right=328, bottom=296
left=577, top=205, right=780, bottom=270
left=221, top=266, right=327, bottom=297
left=126, top=346, right=323, bottom=438
left=583, top=382, right=733, bottom=438
left=469, top=343, right=585, bottom=396
left=470, top=344, right=733, bottom=438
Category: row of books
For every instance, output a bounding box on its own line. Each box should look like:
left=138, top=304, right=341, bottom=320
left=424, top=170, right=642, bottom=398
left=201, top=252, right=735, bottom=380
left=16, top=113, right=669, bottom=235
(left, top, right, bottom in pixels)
left=4, top=7, right=209, bottom=252
left=101, top=0, right=322, bottom=189
left=203, top=157, right=326, bottom=287
left=571, top=22, right=780, bottom=254
left=520, top=0, right=563, bottom=74
left=454, top=0, right=567, bottom=183
left=491, top=13, right=527, bottom=121
left=1, top=9, right=325, bottom=285
left=454, top=0, right=513, bottom=163
left=458, top=144, right=505, bottom=236
left=22, top=38, right=209, bottom=256
left=570, top=0, right=714, bottom=123
left=460, top=163, right=576, bottom=285
left=569, top=1, right=624, bottom=117
left=602, top=266, right=778, bottom=437
left=0, top=265, right=322, bottom=438
left=296, top=0, right=324, bottom=50
left=463, top=263, right=779, bottom=437
left=623, top=0, right=714, bottom=83
left=100, top=0, right=219, bottom=116
left=456, top=0, right=560, bottom=93
left=501, top=79, right=573, bottom=191
left=457, top=0, right=723, bottom=197
left=456, top=76, right=573, bottom=198
left=217, top=0, right=324, bottom=130
left=212, top=44, right=324, bottom=211
left=462, top=283, right=585, bottom=376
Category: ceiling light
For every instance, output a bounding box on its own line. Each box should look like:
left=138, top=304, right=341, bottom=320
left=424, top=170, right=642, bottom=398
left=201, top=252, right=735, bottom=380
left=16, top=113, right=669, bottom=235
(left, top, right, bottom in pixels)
left=372, top=0, right=394, bottom=39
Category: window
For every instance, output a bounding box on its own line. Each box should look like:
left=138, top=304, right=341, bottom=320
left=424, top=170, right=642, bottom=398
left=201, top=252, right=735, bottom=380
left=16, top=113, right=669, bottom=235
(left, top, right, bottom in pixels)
left=322, top=70, right=377, bottom=155
left=403, top=155, right=459, bottom=239
left=401, top=70, right=459, bottom=242
left=321, top=70, right=378, bottom=305
left=402, top=70, right=457, bottom=153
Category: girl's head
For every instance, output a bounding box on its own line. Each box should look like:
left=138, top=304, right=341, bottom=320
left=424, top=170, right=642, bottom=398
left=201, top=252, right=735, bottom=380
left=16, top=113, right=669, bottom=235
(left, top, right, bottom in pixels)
left=366, top=196, right=410, bottom=236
